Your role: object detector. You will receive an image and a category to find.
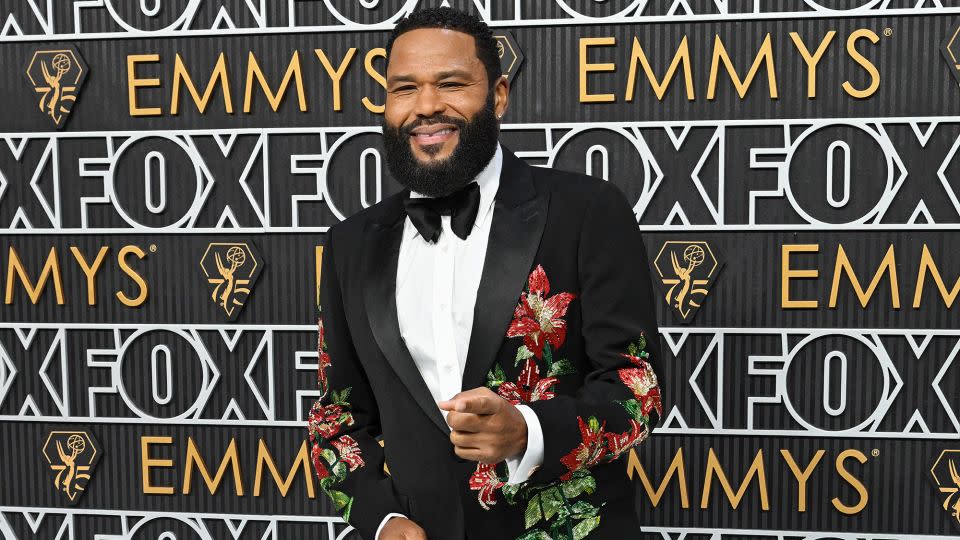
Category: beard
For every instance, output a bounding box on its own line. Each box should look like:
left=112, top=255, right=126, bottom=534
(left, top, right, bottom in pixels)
left=382, top=93, right=500, bottom=198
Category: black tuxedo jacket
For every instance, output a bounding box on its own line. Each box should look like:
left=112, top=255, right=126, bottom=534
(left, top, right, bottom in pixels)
left=307, top=147, right=664, bottom=540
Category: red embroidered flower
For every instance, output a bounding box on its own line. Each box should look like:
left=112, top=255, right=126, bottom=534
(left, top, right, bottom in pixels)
left=559, top=416, right=608, bottom=481
left=617, top=353, right=663, bottom=418
left=603, top=419, right=646, bottom=461
left=317, top=317, right=332, bottom=397
left=497, top=358, right=559, bottom=404
left=469, top=462, right=505, bottom=510
left=332, top=435, right=365, bottom=471
left=310, top=443, right=331, bottom=480
left=507, top=265, right=576, bottom=358
left=308, top=402, right=354, bottom=440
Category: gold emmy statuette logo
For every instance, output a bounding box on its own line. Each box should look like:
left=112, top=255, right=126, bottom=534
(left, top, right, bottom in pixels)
left=652, top=241, right=723, bottom=323
left=493, top=31, right=524, bottom=84
left=41, top=430, right=100, bottom=503
left=199, top=241, right=263, bottom=320
left=24, top=47, right=88, bottom=129
left=931, top=450, right=960, bottom=528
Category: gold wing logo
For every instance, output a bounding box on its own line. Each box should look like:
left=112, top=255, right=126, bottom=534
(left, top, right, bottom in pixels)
left=24, top=47, right=88, bottom=129
left=41, top=430, right=100, bottom=503
left=932, top=450, right=960, bottom=528
left=652, top=241, right=723, bottom=323
left=199, top=241, right=263, bottom=320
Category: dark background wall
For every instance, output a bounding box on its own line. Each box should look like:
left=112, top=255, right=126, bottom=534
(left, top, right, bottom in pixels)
left=1, top=1, right=959, bottom=538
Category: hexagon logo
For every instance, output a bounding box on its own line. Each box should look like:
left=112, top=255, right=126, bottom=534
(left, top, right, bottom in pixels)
left=199, top=241, right=264, bottom=320
left=494, top=31, right=524, bottom=85
left=24, top=46, right=88, bottom=129
left=652, top=241, right=723, bottom=323
left=41, top=430, right=101, bottom=503
left=931, top=449, right=960, bottom=528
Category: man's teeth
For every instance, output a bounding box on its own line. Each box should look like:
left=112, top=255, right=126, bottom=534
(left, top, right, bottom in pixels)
left=416, top=128, right=454, bottom=137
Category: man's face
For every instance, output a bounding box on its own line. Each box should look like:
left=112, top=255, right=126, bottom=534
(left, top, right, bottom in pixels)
left=383, top=28, right=509, bottom=196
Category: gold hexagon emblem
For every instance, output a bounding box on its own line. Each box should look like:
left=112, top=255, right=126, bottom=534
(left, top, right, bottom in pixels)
left=652, top=241, right=723, bottom=323
left=494, top=31, right=524, bottom=85
left=931, top=449, right=960, bottom=527
left=199, top=241, right=264, bottom=320
left=24, top=46, right=88, bottom=129
left=41, top=430, right=100, bottom=503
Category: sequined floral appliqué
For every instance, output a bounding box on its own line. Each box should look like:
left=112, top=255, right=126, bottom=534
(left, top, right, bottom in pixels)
left=307, top=316, right=366, bottom=521
left=470, top=264, right=663, bottom=540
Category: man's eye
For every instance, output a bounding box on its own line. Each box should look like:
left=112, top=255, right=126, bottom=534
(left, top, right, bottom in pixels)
left=439, top=82, right=464, bottom=88
left=391, top=85, right=416, bottom=93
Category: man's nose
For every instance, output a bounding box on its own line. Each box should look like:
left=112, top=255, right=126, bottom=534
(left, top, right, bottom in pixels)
left=413, top=85, right=445, bottom=117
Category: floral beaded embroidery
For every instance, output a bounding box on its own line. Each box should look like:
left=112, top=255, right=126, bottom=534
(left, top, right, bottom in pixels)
left=469, top=264, right=663, bottom=540
left=307, top=313, right=365, bottom=522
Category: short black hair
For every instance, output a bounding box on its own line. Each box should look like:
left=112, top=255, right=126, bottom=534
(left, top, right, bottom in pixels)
left=386, top=7, right=502, bottom=88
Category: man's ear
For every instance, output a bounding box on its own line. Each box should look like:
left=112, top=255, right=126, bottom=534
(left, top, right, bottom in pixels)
left=494, top=76, right=510, bottom=119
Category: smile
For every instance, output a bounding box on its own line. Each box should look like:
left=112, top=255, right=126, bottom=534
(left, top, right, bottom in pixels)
left=410, top=125, right=458, bottom=146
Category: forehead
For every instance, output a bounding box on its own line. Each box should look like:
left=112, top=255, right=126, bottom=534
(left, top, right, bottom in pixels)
left=387, top=28, right=484, bottom=77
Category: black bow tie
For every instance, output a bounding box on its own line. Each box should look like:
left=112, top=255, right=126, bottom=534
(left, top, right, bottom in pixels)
left=402, top=181, right=481, bottom=243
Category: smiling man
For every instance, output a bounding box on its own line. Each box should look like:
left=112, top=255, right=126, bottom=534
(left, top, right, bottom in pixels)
left=307, top=7, right=663, bottom=540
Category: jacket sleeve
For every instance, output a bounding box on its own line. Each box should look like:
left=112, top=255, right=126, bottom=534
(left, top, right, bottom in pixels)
left=523, top=179, right=664, bottom=486
left=307, top=225, right=407, bottom=540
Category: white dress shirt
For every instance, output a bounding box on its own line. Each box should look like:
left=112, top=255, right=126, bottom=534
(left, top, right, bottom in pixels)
left=375, top=144, right=544, bottom=538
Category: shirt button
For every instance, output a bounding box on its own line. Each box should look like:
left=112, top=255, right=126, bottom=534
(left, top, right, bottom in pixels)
left=440, top=243, right=449, bottom=254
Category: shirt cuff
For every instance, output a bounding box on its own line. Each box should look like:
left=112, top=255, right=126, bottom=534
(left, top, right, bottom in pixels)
left=376, top=513, right=406, bottom=540
left=505, top=404, right=544, bottom=485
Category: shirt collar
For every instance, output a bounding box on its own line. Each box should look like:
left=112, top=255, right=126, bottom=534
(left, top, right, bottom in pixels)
left=404, top=143, right=502, bottom=242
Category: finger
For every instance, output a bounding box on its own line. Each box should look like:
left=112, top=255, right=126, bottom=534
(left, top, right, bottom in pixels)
left=437, top=398, right=456, bottom=411
left=455, top=394, right=499, bottom=415
left=438, top=387, right=486, bottom=411
left=445, top=411, right=484, bottom=432
left=453, top=445, right=484, bottom=462
left=449, top=430, right=484, bottom=449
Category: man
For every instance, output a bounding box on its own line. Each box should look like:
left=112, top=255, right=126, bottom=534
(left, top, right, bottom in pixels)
left=307, top=7, right=663, bottom=540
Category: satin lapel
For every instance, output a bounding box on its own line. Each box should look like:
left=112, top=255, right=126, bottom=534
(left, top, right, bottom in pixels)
left=362, top=203, right=450, bottom=435
left=461, top=150, right=549, bottom=391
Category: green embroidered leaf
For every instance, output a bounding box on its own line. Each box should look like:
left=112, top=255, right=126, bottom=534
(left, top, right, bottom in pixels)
left=587, top=416, right=600, bottom=433
left=515, top=345, right=534, bottom=366
left=560, top=474, right=596, bottom=499
left=331, top=388, right=353, bottom=405
left=328, top=489, right=351, bottom=511
left=320, top=448, right=337, bottom=466
left=341, top=495, right=354, bottom=522
left=539, top=487, right=565, bottom=521
left=524, top=494, right=544, bottom=528
left=569, top=501, right=599, bottom=519
left=542, top=343, right=554, bottom=369
left=516, top=530, right=552, bottom=540
left=572, top=516, right=601, bottom=540
left=319, top=476, right=336, bottom=490
left=626, top=341, right=639, bottom=357
left=502, top=483, right=522, bottom=504
left=547, top=358, right=577, bottom=377
left=332, top=461, right=347, bottom=482
left=617, top=399, right=642, bottom=422
left=487, top=364, right=507, bottom=388
left=548, top=514, right=572, bottom=539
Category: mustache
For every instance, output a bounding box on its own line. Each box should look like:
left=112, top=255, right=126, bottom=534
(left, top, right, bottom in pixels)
left=399, top=115, right=467, bottom=137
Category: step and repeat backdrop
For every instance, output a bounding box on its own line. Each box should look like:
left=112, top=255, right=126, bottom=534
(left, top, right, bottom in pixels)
left=2, top=0, right=960, bottom=538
